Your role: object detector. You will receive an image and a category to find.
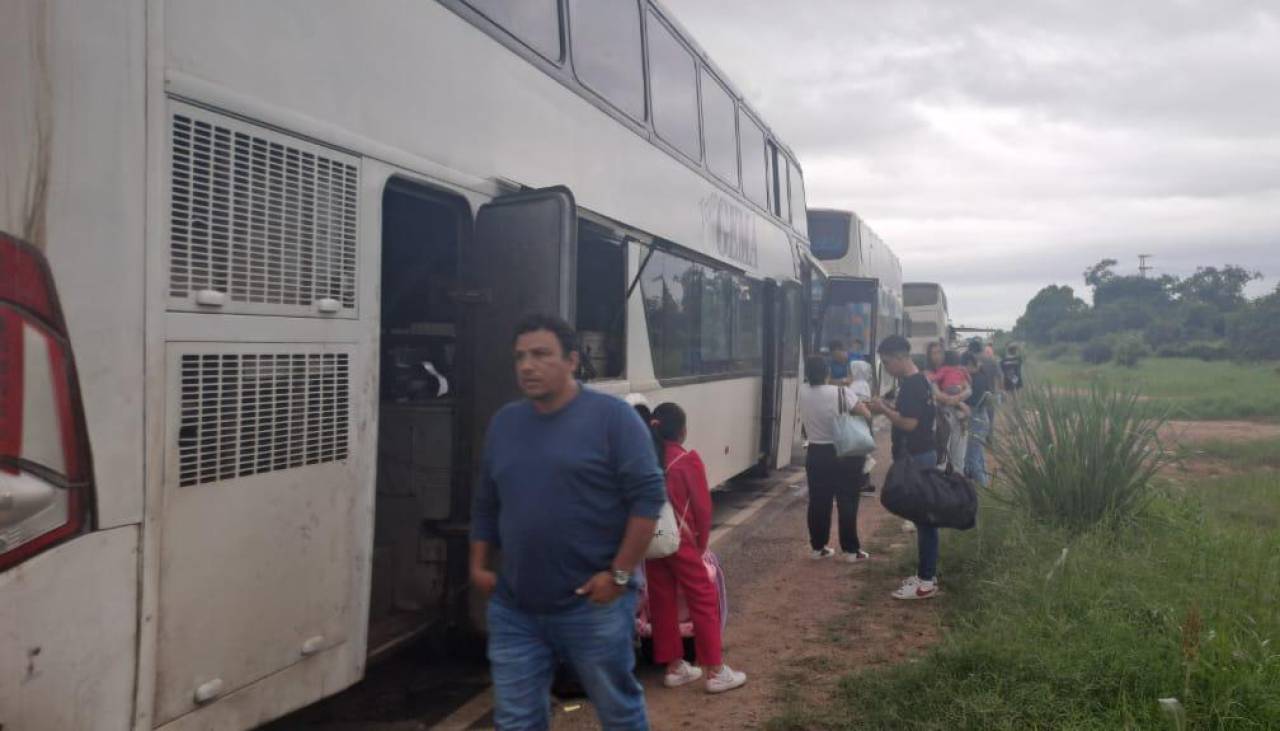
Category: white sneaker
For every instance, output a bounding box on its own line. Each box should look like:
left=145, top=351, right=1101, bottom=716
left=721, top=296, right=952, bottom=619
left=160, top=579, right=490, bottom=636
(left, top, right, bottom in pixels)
left=864, top=456, right=877, bottom=474
left=663, top=659, right=703, bottom=688
left=810, top=547, right=835, bottom=559
left=902, top=521, right=916, bottom=533
left=705, top=665, right=747, bottom=694
left=840, top=550, right=871, bottom=563
left=891, top=576, right=938, bottom=600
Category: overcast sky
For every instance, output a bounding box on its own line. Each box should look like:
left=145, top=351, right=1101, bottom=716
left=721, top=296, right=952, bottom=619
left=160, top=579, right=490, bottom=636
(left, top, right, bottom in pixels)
left=668, top=0, right=1280, bottom=329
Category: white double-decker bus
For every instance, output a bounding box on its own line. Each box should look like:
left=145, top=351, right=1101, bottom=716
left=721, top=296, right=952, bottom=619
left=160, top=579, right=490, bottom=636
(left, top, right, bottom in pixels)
left=904, top=282, right=952, bottom=357
left=0, top=1, right=812, bottom=728
left=806, top=208, right=903, bottom=394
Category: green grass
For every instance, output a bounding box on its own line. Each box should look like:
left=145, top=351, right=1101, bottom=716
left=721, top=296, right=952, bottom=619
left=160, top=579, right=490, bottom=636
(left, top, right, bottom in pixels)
left=768, top=476, right=1280, bottom=730
left=1191, top=438, right=1280, bottom=471
left=1029, top=357, right=1280, bottom=422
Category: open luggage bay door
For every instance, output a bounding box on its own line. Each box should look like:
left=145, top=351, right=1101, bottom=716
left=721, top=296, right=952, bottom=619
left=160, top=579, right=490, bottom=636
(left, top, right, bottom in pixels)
left=459, top=186, right=577, bottom=515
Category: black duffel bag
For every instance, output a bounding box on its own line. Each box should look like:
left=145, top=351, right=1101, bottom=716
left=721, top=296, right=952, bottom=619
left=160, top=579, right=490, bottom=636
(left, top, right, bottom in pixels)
left=881, top=457, right=978, bottom=530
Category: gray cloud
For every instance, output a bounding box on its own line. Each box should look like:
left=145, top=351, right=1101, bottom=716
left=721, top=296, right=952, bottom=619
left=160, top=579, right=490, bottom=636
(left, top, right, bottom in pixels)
left=669, top=0, right=1280, bottom=327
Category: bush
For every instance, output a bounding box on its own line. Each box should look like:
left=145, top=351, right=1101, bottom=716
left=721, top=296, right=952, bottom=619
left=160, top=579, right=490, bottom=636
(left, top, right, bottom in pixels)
left=1081, top=339, right=1113, bottom=364
left=1229, top=288, right=1280, bottom=359
left=1042, top=343, right=1071, bottom=360
left=1112, top=332, right=1149, bottom=368
left=1154, top=340, right=1230, bottom=361
left=992, top=385, right=1169, bottom=531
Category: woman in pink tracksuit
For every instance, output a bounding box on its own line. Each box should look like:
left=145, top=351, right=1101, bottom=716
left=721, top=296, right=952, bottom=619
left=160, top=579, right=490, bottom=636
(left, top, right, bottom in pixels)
left=642, top=402, right=747, bottom=694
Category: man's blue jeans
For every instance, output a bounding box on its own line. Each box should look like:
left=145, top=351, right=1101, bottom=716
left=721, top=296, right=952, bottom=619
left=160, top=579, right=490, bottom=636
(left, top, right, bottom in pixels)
left=910, top=450, right=940, bottom=581
left=487, top=592, right=647, bottom=730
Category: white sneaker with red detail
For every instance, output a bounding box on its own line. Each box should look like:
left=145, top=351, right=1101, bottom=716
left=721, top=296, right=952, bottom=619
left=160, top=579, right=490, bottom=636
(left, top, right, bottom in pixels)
left=891, top=576, right=938, bottom=600
left=841, top=550, right=872, bottom=563
left=706, top=665, right=748, bottom=694
left=663, top=660, right=703, bottom=688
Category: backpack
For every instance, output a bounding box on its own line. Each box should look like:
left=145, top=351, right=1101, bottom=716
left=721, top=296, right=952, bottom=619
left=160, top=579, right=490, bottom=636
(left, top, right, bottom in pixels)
left=881, top=457, right=978, bottom=530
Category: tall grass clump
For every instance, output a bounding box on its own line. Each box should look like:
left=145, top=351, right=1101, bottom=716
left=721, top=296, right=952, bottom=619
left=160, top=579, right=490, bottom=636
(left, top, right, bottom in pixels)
left=994, top=384, right=1170, bottom=530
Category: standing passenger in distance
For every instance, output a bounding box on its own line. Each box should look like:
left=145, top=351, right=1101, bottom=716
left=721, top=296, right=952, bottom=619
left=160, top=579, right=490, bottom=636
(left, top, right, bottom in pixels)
left=471, top=314, right=665, bottom=731
left=848, top=360, right=880, bottom=496
left=962, top=352, right=992, bottom=487
left=642, top=403, right=748, bottom=695
left=798, top=356, right=874, bottom=562
left=1001, top=343, right=1025, bottom=394
left=827, top=341, right=851, bottom=385
left=868, top=335, right=941, bottom=600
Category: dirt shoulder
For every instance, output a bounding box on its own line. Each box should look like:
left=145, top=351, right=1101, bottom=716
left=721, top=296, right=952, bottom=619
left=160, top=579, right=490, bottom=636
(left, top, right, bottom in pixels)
left=551, top=442, right=942, bottom=730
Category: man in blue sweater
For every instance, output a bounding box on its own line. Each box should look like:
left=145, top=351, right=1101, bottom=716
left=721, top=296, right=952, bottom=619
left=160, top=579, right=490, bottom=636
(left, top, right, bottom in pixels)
left=471, top=314, right=666, bottom=730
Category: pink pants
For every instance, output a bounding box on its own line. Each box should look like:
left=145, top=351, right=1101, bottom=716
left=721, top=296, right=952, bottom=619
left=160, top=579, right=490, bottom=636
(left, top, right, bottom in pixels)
left=645, top=543, right=722, bottom=667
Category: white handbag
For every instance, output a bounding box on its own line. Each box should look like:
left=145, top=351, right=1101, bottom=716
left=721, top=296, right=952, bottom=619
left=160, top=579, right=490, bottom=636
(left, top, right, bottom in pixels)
left=645, top=452, right=692, bottom=559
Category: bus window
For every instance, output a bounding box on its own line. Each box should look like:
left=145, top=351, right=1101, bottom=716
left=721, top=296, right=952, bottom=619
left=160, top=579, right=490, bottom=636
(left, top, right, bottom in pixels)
left=807, top=211, right=850, bottom=260
left=647, top=10, right=700, bottom=161
left=788, top=159, right=806, bottom=232
left=782, top=158, right=793, bottom=223
left=903, top=283, right=939, bottom=307
left=568, top=0, right=645, bottom=121
left=701, top=69, right=739, bottom=187
left=640, top=248, right=764, bottom=380
left=739, top=111, right=768, bottom=209
left=575, top=219, right=627, bottom=380
left=464, top=0, right=562, bottom=63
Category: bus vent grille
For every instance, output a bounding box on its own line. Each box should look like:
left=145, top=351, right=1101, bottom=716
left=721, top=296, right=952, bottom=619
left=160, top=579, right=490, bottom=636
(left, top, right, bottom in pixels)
left=168, top=107, right=359, bottom=315
left=177, top=352, right=350, bottom=487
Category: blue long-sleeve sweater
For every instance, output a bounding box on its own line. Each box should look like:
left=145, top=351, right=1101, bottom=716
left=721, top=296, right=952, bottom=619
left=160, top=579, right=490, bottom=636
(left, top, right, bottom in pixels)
left=471, top=387, right=666, bottom=613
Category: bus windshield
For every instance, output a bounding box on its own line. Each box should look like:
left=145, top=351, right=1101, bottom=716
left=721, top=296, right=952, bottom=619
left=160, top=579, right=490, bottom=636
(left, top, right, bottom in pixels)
left=807, top=212, right=850, bottom=260
left=820, top=278, right=876, bottom=354
left=903, top=283, right=939, bottom=307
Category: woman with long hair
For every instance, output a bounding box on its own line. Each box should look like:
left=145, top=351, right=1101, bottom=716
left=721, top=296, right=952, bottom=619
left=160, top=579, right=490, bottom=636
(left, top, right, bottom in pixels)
left=641, top=402, right=747, bottom=694
left=798, top=355, right=874, bottom=561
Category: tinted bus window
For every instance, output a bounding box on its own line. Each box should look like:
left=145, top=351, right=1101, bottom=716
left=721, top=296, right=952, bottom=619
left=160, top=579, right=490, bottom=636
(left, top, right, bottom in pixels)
left=701, top=69, right=739, bottom=186
left=910, top=320, right=940, bottom=337
left=788, top=159, right=806, bottom=225
left=465, top=0, right=562, bottom=62
left=806, top=211, right=850, bottom=260
left=739, top=111, right=768, bottom=209
left=903, top=284, right=940, bottom=307
left=647, top=12, right=700, bottom=160
left=569, top=0, right=645, bottom=120
left=640, top=248, right=764, bottom=379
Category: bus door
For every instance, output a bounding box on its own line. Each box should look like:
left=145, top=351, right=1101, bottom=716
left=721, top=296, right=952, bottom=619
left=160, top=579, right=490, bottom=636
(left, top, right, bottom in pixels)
left=457, top=187, right=576, bottom=535
left=757, top=280, right=783, bottom=469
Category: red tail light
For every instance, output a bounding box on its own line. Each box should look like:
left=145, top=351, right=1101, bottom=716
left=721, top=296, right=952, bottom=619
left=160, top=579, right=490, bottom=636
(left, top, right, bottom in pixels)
left=0, top=232, right=93, bottom=572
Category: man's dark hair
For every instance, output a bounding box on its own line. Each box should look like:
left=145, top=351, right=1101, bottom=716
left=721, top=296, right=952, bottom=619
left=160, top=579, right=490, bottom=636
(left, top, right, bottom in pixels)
left=943, top=350, right=961, bottom=367
left=961, top=352, right=979, bottom=367
left=852, top=339, right=864, bottom=348
left=828, top=340, right=845, bottom=351
left=967, top=338, right=984, bottom=354
left=805, top=355, right=831, bottom=386
left=877, top=335, right=911, bottom=358
left=513, top=314, right=578, bottom=358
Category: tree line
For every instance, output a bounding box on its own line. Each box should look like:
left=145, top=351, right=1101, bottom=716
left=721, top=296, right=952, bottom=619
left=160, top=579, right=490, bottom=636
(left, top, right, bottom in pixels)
left=1013, top=260, right=1279, bottom=364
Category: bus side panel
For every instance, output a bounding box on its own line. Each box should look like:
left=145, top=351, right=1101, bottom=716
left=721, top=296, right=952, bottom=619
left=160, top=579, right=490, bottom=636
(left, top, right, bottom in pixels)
left=0, top=527, right=139, bottom=731
left=653, top=378, right=762, bottom=487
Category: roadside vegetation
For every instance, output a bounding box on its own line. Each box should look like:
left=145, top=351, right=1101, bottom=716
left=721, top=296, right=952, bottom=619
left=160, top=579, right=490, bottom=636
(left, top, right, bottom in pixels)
left=1011, top=259, right=1279, bottom=367
left=768, top=385, right=1280, bottom=730
left=1030, top=356, right=1280, bottom=422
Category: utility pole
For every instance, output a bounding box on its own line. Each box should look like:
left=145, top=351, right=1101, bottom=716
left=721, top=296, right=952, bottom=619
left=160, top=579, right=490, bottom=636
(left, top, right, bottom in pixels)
left=1138, top=254, right=1153, bottom=278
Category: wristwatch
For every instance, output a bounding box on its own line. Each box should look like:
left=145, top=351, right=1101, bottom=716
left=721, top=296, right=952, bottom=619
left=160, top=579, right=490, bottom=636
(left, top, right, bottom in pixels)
left=611, top=569, right=631, bottom=587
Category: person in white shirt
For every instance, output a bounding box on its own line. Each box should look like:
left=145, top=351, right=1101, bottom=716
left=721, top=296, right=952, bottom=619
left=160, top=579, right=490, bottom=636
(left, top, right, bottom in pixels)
left=797, top=356, right=874, bottom=563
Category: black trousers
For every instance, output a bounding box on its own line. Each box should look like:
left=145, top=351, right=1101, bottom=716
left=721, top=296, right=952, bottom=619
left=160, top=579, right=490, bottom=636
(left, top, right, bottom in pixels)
left=805, top=444, right=867, bottom=552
